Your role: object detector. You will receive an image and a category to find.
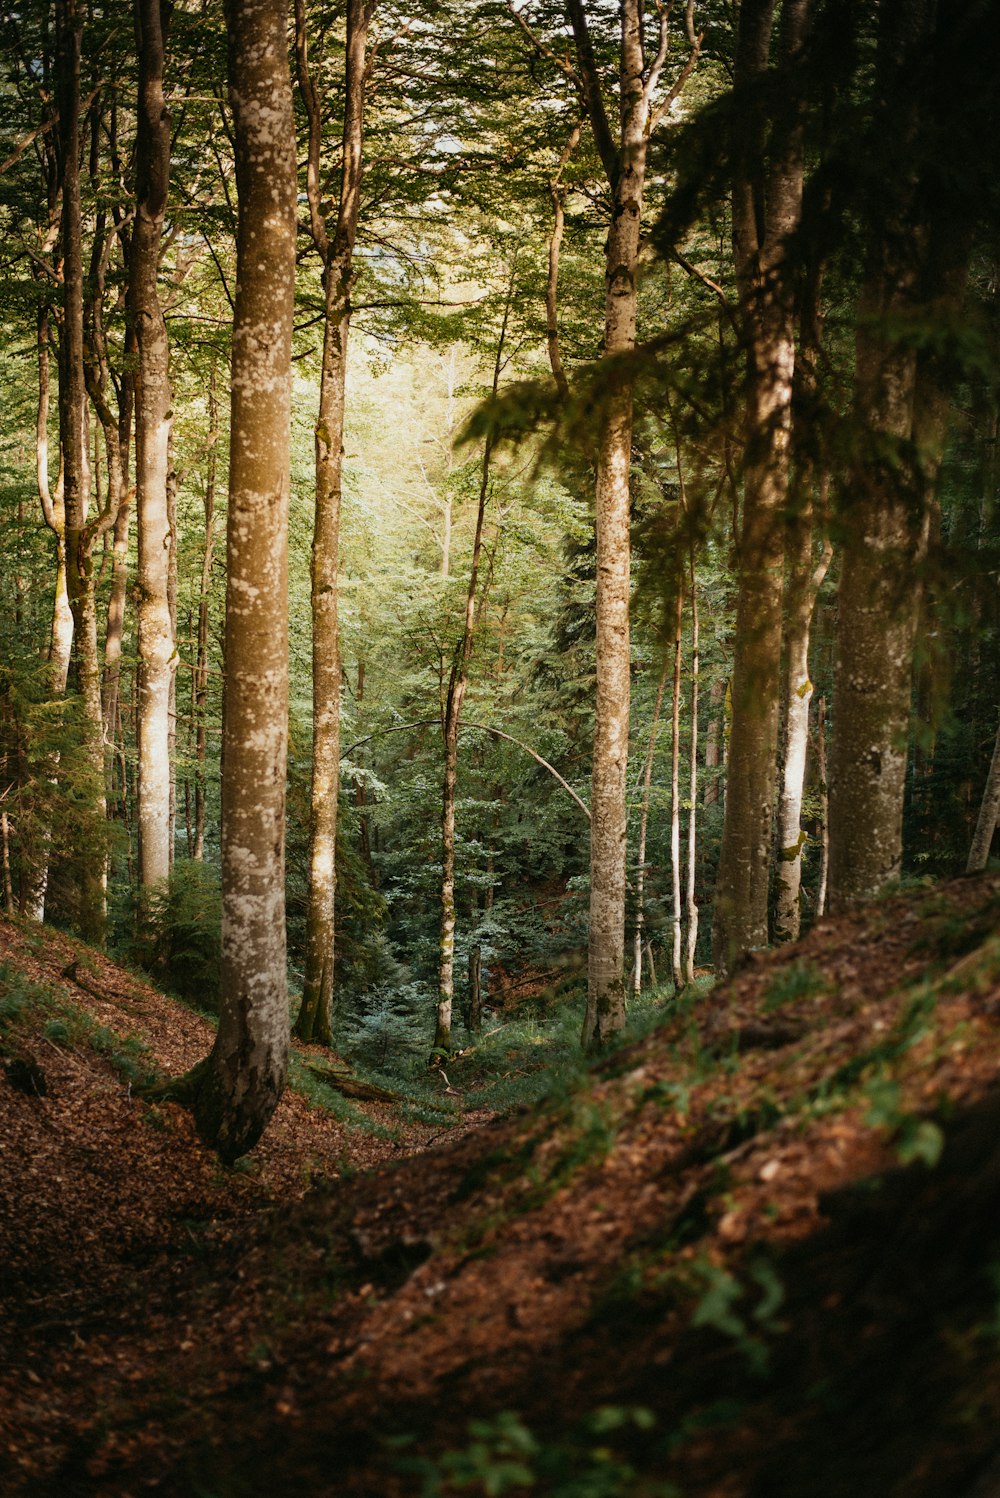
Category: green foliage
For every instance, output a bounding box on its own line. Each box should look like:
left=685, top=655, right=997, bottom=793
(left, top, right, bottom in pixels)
left=122, top=861, right=223, bottom=1013
left=338, top=978, right=431, bottom=1075
left=863, top=1078, right=945, bottom=1169
left=0, top=959, right=55, bottom=1035
left=690, top=1256, right=786, bottom=1375
left=393, top=1406, right=676, bottom=1498
left=762, top=960, right=829, bottom=1012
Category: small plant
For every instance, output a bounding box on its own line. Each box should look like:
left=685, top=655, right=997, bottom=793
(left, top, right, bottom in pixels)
left=124, top=860, right=223, bottom=1012
left=762, top=960, right=828, bottom=1012
left=0, top=961, right=55, bottom=1034
left=863, top=1076, right=945, bottom=1167
left=392, top=1406, right=675, bottom=1498
left=339, top=980, right=430, bottom=1073
left=690, top=1257, right=786, bottom=1374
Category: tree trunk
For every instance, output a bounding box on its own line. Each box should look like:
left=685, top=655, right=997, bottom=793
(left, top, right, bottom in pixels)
left=191, top=0, right=297, bottom=1162
left=26, top=307, right=71, bottom=921
left=466, top=942, right=482, bottom=1034
left=193, top=376, right=219, bottom=862
left=295, top=0, right=375, bottom=1048
left=101, top=463, right=132, bottom=741
left=573, top=0, right=700, bottom=1047
left=633, top=658, right=668, bottom=999
left=967, top=716, right=1000, bottom=872
left=712, top=0, right=810, bottom=974
left=704, top=679, right=723, bottom=807
left=773, top=513, right=831, bottom=942
left=815, top=693, right=829, bottom=915
left=57, top=0, right=108, bottom=944
left=132, top=0, right=174, bottom=889
left=434, top=283, right=512, bottom=1053
left=669, top=589, right=684, bottom=988
left=828, top=0, right=974, bottom=911
left=684, top=555, right=700, bottom=982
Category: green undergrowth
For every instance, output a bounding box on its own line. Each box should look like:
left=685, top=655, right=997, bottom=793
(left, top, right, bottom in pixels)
left=0, top=956, right=160, bottom=1089
left=391, top=1405, right=677, bottom=1498
left=450, top=983, right=690, bottom=1115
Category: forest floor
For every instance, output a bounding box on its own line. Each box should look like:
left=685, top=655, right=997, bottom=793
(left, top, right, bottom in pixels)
left=2, top=875, right=1000, bottom=1497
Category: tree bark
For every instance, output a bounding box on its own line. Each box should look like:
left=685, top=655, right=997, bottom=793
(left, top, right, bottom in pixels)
left=57, top=0, right=110, bottom=943
left=573, top=0, right=701, bottom=1048
left=684, top=550, right=700, bottom=982
left=815, top=693, right=828, bottom=914
left=191, top=0, right=297, bottom=1162
left=773, top=505, right=831, bottom=942
left=712, top=0, right=810, bottom=974
left=132, top=0, right=174, bottom=889
left=669, top=589, right=684, bottom=988
left=25, top=307, right=70, bottom=921
left=295, top=0, right=375, bottom=1047
left=632, top=657, right=668, bottom=999
left=967, top=716, right=1000, bottom=872
left=827, top=0, right=973, bottom=911
left=193, top=377, right=219, bottom=863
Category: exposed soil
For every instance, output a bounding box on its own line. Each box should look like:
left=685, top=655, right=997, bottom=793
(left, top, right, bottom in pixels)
left=3, top=875, right=1000, bottom=1497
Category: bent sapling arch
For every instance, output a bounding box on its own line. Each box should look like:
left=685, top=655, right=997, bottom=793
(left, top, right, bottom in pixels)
left=344, top=719, right=590, bottom=824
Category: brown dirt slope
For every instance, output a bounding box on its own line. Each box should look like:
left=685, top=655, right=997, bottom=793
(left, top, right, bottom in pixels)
left=3, top=874, right=1000, bottom=1497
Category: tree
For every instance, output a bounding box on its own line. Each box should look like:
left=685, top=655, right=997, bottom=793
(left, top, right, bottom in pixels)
left=132, top=0, right=174, bottom=889
left=294, top=0, right=376, bottom=1047
left=190, top=0, right=297, bottom=1161
left=711, top=0, right=810, bottom=973
left=967, top=716, right=1000, bottom=872
left=56, top=0, right=116, bottom=942
left=555, top=0, right=701, bottom=1046
left=828, top=0, right=993, bottom=909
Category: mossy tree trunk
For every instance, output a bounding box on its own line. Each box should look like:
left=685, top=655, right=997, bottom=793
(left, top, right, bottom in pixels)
left=191, top=0, right=297, bottom=1162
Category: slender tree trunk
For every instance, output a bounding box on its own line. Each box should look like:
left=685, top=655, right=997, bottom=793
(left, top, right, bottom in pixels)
left=101, top=454, right=132, bottom=740
left=967, top=716, right=1000, bottom=872
left=684, top=556, right=700, bottom=982
left=131, top=0, right=174, bottom=889
left=1, top=812, right=14, bottom=916
left=669, top=589, right=684, bottom=988
left=573, top=0, right=700, bottom=1047
left=633, top=658, right=668, bottom=999
left=167, top=459, right=178, bottom=869
left=704, top=679, right=723, bottom=807
left=57, top=0, right=108, bottom=943
left=773, top=513, right=831, bottom=942
left=191, top=0, right=297, bottom=1162
left=295, top=0, right=375, bottom=1047
left=194, top=376, right=219, bottom=863
left=545, top=120, right=582, bottom=397
left=434, top=285, right=512, bottom=1053
left=712, top=0, right=810, bottom=974
left=26, top=307, right=70, bottom=922
left=816, top=693, right=828, bottom=915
